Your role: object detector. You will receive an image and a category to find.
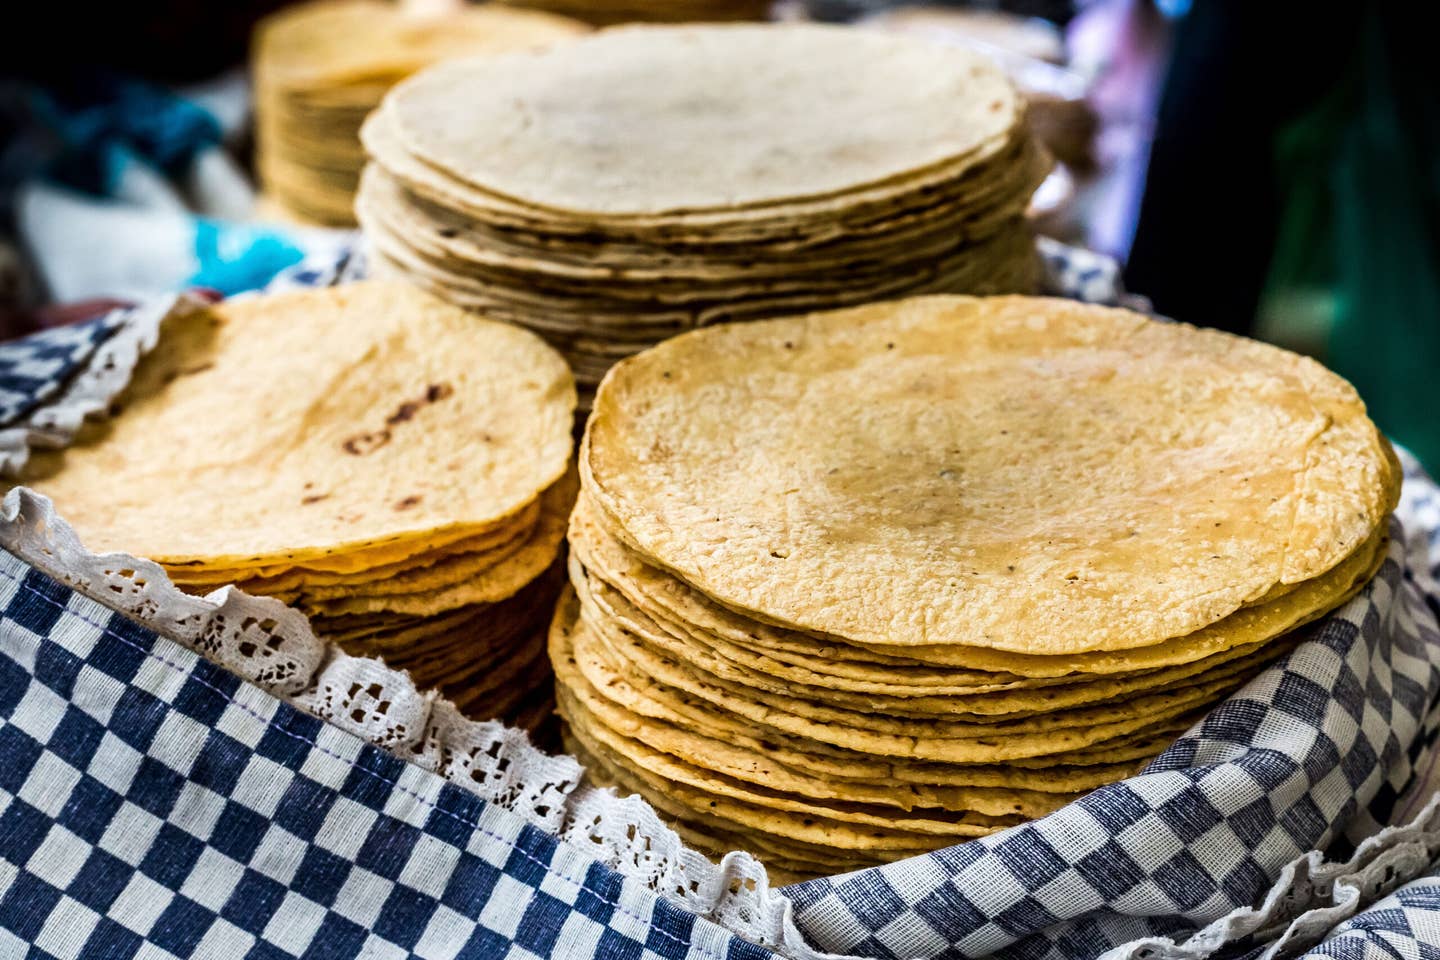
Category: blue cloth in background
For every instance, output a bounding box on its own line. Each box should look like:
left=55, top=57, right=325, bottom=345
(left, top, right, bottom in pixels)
left=28, top=76, right=222, bottom=194
left=4, top=72, right=314, bottom=307
left=190, top=219, right=304, bottom=297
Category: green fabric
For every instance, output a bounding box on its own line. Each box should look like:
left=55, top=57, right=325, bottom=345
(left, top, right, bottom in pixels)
left=1264, top=12, right=1439, bottom=473
left=1328, top=16, right=1440, bottom=474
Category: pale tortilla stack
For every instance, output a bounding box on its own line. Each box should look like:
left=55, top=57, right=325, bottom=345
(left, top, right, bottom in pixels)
left=253, top=0, right=587, bottom=226
left=554, top=295, right=1400, bottom=883
left=358, top=24, right=1048, bottom=409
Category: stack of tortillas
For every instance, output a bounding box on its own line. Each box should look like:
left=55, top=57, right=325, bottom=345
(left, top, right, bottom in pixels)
left=22, top=281, right=577, bottom=728
left=253, top=0, right=586, bottom=226
left=495, top=0, right=770, bottom=24
left=358, top=23, right=1047, bottom=407
left=555, top=295, right=1400, bottom=882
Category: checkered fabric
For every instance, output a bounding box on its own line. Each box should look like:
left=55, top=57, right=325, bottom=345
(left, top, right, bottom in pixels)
left=0, top=316, right=118, bottom=425
left=1036, top=238, right=1148, bottom=310
left=783, top=456, right=1440, bottom=960
left=266, top=245, right=368, bottom=296
left=0, top=549, right=778, bottom=960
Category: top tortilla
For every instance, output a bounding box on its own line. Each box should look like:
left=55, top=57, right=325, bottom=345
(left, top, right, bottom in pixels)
left=23, top=281, right=575, bottom=566
left=583, top=295, right=1399, bottom=655
left=384, top=23, right=1021, bottom=216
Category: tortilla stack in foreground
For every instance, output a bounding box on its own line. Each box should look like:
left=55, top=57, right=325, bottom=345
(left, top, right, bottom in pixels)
left=554, top=294, right=1400, bottom=883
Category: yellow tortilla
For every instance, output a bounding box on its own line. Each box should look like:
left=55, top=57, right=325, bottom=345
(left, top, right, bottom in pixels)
left=23, top=281, right=575, bottom=567
left=584, top=295, right=1398, bottom=656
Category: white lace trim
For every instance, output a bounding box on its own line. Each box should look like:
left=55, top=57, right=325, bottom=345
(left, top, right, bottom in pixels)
left=0, top=295, right=185, bottom=476
left=0, top=486, right=830, bottom=958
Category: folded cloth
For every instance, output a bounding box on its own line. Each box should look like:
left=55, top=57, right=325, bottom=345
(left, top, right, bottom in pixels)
left=1290, top=866, right=1440, bottom=960
left=0, top=542, right=781, bottom=960
left=0, top=315, right=117, bottom=425
left=7, top=73, right=334, bottom=307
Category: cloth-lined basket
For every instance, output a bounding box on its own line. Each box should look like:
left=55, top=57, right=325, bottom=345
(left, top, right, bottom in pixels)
left=3, top=242, right=1440, bottom=960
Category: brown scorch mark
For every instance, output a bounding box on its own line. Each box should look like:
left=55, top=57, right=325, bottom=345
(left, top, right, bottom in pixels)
left=342, top=430, right=391, bottom=455
left=344, top=382, right=455, bottom=455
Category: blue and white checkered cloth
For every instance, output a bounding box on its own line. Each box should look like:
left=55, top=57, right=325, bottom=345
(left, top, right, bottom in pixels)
left=0, top=552, right=778, bottom=960
left=5, top=243, right=1440, bottom=959
left=0, top=318, right=120, bottom=426
left=1298, top=873, right=1440, bottom=959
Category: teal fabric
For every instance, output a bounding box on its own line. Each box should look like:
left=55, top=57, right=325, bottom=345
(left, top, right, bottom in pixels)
left=189, top=219, right=305, bottom=296
left=1266, top=10, right=1440, bottom=473
left=1328, top=14, right=1440, bottom=475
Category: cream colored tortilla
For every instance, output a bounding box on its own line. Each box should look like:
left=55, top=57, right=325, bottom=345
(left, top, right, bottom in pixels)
left=574, top=600, right=1257, bottom=747
left=574, top=551, right=1305, bottom=720
left=560, top=680, right=1082, bottom=816
left=553, top=587, right=1240, bottom=762
left=384, top=23, right=1021, bottom=217
left=170, top=499, right=541, bottom=588
left=566, top=721, right=1020, bottom=851
left=359, top=116, right=1043, bottom=248
left=570, top=491, right=1383, bottom=691
left=356, top=156, right=1036, bottom=281
left=254, top=0, right=586, bottom=225
left=254, top=0, right=586, bottom=88
left=577, top=495, right=1388, bottom=689
left=563, top=686, right=1075, bottom=824
left=551, top=588, right=1200, bottom=770
left=364, top=97, right=1033, bottom=239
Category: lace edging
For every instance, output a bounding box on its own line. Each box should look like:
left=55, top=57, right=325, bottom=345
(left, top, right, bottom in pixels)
left=0, top=486, right=828, bottom=958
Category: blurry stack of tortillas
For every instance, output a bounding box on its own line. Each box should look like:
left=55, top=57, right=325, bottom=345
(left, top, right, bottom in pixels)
left=358, top=23, right=1048, bottom=408
left=22, top=282, right=576, bottom=728
left=861, top=6, right=1098, bottom=173
left=554, top=295, right=1400, bottom=883
left=252, top=0, right=587, bottom=226
left=494, top=0, right=770, bottom=25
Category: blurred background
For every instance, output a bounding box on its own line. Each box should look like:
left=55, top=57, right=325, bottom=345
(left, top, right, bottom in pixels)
left=0, top=0, right=1435, bottom=469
